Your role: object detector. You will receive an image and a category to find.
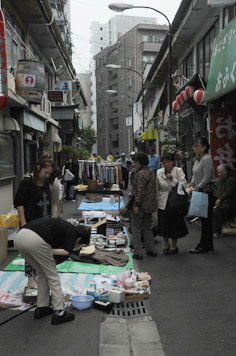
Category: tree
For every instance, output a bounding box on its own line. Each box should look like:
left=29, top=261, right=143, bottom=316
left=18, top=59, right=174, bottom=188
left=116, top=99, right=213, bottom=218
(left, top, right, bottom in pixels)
left=80, top=126, right=97, bottom=154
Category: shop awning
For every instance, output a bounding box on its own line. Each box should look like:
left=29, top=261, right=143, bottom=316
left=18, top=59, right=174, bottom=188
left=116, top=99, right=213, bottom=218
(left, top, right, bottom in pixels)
left=175, top=73, right=206, bottom=96
left=138, top=129, right=157, bottom=142
left=147, top=84, right=165, bottom=123
left=205, top=17, right=236, bottom=103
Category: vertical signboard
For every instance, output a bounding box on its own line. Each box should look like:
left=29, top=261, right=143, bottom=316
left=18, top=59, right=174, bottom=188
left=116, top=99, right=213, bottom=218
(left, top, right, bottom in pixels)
left=210, top=108, right=236, bottom=178
left=206, top=17, right=236, bottom=102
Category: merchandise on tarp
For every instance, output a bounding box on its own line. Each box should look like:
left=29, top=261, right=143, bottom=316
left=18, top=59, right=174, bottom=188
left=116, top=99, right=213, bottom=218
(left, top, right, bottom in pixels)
left=4, top=253, right=134, bottom=274
left=79, top=197, right=124, bottom=211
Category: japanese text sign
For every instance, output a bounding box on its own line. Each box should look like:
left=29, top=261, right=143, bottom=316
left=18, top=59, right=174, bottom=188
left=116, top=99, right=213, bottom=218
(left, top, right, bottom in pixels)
left=210, top=108, right=236, bottom=179
left=206, top=17, right=236, bottom=102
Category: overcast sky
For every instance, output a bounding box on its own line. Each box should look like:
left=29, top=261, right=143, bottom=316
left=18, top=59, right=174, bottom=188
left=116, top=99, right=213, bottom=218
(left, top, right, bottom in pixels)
left=70, top=0, right=182, bottom=73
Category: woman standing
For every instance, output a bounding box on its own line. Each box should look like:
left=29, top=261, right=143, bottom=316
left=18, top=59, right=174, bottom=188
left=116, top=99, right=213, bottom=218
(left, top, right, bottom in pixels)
left=14, top=153, right=54, bottom=288
left=189, top=137, right=215, bottom=254
left=129, top=152, right=157, bottom=260
left=156, top=152, right=188, bottom=255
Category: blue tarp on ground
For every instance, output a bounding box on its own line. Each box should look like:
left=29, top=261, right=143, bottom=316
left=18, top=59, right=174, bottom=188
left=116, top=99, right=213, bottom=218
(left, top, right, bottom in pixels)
left=78, top=198, right=124, bottom=211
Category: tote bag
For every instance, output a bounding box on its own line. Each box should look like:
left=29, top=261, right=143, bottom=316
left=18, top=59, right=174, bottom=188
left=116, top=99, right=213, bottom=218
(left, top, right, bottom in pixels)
left=188, top=191, right=208, bottom=218
left=166, top=183, right=189, bottom=216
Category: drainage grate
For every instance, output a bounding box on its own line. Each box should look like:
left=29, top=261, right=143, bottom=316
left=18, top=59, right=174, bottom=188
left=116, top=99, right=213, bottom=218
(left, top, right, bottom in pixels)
left=105, top=300, right=149, bottom=318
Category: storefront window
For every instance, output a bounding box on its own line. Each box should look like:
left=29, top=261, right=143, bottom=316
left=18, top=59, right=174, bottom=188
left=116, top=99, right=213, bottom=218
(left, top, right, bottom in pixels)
left=197, top=19, right=219, bottom=81
left=0, top=134, right=15, bottom=179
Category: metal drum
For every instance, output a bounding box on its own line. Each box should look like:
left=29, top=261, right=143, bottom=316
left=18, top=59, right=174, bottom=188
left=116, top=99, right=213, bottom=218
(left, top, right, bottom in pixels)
left=15, top=60, right=45, bottom=103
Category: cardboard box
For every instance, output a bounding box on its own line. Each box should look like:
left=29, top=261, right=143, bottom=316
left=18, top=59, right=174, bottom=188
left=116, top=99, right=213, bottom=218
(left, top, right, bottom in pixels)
left=0, top=226, right=8, bottom=264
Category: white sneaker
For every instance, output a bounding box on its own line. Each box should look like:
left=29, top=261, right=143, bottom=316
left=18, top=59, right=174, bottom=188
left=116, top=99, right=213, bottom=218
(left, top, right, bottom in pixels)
left=72, top=199, right=76, bottom=202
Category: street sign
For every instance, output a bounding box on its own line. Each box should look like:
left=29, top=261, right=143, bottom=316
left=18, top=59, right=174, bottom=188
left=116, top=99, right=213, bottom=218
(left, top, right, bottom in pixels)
left=126, top=116, right=132, bottom=126
left=48, top=90, right=63, bottom=102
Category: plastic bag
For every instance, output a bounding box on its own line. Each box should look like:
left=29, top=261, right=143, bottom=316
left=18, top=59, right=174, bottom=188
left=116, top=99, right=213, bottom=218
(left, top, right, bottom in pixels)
left=188, top=191, right=208, bottom=218
left=0, top=290, right=22, bottom=308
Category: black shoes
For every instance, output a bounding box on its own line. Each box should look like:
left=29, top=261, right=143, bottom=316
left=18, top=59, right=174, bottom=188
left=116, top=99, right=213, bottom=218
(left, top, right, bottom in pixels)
left=169, top=247, right=179, bottom=255
left=51, top=311, right=75, bottom=325
left=163, top=247, right=170, bottom=256
left=132, top=254, right=143, bottom=260
left=146, top=250, right=158, bottom=257
left=34, top=306, right=53, bottom=319
left=190, top=247, right=208, bottom=254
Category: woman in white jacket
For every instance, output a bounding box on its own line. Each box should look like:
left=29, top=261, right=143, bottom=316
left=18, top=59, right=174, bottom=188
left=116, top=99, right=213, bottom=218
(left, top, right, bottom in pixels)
left=156, top=152, right=188, bottom=255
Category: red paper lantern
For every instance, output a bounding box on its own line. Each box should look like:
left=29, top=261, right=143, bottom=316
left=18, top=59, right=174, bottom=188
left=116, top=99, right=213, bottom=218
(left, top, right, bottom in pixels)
left=193, top=89, right=205, bottom=104
left=185, top=85, right=194, bottom=99
left=176, top=94, right=184, bottom=106
left=172, top=100, right=181, bottom=111
left=180, top=90, right=187, bottom=102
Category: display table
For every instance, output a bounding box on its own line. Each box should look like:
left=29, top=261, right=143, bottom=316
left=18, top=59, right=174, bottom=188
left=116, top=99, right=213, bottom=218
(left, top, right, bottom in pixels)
left=74, top=189, right=124, bottom=211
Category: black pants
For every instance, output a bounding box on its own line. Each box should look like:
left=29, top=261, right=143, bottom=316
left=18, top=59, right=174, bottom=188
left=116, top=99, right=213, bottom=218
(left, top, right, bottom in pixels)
left=121, top=167, right=129, bottom=189
left=65, top=180, right=73, bottom=199
left=198, top=193, right=216, bottom=250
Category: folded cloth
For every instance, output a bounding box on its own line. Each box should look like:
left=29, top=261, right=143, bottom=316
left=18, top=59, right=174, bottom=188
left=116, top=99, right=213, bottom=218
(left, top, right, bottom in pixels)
left=70, top=249, right=129, bottom=267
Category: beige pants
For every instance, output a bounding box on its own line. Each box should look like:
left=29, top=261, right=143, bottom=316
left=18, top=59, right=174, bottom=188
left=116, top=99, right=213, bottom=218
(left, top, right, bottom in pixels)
left=16, top=229, right=64, bottom=310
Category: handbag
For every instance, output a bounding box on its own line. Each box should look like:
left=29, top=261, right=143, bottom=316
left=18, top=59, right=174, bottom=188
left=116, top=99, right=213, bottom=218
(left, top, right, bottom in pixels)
left=166, top=183, right=189, bottom=216
left=188, top=191, right=208, bottom=218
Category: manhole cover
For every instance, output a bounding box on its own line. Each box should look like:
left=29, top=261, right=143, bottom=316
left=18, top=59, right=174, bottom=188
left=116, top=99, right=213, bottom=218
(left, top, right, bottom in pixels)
left=105, top=300, right=149, bottom=318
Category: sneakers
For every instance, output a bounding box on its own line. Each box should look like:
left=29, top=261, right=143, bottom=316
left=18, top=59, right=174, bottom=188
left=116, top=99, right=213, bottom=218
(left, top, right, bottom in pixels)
left=51, top=310, right=75, bottom=325
left=34, top=306, right=53, bottom=319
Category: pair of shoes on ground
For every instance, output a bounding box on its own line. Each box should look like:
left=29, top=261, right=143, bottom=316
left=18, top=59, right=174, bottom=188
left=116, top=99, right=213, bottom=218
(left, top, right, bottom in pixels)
left=164, top=247, right=179, bottom=255
left=133, top=250, right=158, bottom=260
left=189, top=245, right=214, bottom=254
left=34, top=306, right=75, bottom=325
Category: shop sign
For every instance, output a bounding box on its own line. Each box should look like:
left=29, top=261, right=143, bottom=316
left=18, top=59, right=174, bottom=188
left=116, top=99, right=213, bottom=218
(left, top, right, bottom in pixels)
left=206, top=17, right=236, bottom=102
left=48, top=90, right=63, bottom=102
left=208, top=0, right=236, bottom=6
left=55, top=81, right=71, bottom=92
left=210, top=108, right=236, bottom=178
left=23, top=74, right=36, bottom=87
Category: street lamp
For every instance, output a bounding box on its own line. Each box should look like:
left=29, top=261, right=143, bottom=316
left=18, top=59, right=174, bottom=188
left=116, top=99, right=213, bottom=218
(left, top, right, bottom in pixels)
left=106, top=64, right=145, bottom=132
left=106, top=89, right=135, bottom=150
left=108, top=3, right=173, bottom=116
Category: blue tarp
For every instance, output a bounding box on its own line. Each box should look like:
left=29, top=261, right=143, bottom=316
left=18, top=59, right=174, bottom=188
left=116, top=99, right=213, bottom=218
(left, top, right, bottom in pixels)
left=78, top=198, right=124, bottom=211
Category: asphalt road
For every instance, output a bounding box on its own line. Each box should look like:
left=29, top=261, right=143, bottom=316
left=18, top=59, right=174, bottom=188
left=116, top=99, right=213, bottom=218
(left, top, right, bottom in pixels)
left=1, top=195, right=236, bottom=356
left=140, top=222, right=236, bottom=356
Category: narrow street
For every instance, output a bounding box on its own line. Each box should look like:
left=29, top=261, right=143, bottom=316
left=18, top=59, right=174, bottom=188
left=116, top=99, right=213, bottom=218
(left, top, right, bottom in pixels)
left=1, top=200, right=236, bottom=356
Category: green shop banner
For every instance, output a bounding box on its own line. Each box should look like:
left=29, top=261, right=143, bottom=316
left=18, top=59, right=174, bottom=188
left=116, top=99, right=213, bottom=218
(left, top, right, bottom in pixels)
left=206, top=17, right=236, bottom=102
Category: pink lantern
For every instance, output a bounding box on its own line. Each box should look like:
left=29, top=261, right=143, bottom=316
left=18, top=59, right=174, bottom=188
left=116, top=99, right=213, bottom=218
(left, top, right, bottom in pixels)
left=176, top=94, right=184, bottom=106
left=185, top=85, right=194, bottom=99
left=180, top=90, right=187, bottom=102
left=193, top=89, right=205, bottom=104
left=172, top=100, right=181, bottom=111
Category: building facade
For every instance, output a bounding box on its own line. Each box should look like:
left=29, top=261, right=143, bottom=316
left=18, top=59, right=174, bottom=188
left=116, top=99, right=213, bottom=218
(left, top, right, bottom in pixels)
left=0, top=0, right=83, bottom=214
left=90, top=15, right=157, bottom=153
left=94, top=23, right=168, bottom=158
left=139, top=0, right=236, bottom=181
